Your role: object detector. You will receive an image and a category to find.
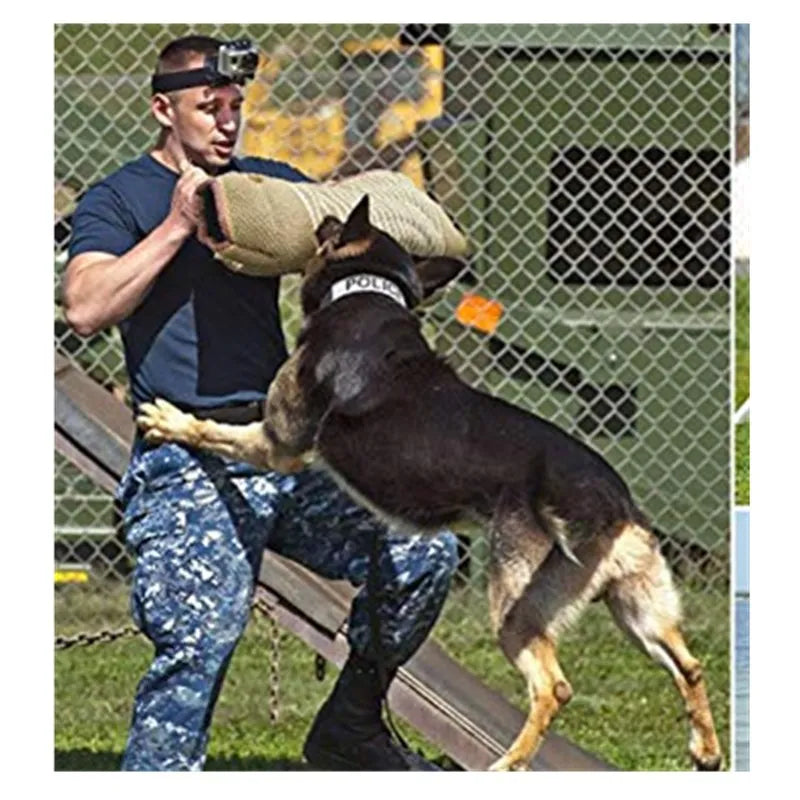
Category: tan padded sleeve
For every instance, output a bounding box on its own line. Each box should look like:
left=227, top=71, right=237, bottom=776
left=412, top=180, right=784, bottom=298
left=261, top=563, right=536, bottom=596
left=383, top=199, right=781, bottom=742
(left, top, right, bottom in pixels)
left=198, top=169, right=468, bottom=276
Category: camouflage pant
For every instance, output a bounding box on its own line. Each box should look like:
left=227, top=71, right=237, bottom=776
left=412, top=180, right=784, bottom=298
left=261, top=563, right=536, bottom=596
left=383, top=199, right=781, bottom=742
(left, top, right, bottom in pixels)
left=116, top=438, right=459, bottom=771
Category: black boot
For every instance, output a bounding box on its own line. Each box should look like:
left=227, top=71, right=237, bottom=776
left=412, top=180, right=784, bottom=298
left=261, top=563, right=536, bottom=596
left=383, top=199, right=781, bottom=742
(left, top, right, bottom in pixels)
left=303, top=652, right=440, bottom=771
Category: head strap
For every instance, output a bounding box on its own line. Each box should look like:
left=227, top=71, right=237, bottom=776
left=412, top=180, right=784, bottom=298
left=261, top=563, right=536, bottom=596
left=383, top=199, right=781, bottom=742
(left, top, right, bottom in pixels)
left=151, top=39, right=257, bottom=94
left=151, top=67, right=227, bottom=93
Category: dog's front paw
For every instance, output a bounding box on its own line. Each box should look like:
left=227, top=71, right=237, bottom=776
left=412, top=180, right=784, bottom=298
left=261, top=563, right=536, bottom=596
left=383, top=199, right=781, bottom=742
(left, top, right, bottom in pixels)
left=136, top=398, right=195, bottom=445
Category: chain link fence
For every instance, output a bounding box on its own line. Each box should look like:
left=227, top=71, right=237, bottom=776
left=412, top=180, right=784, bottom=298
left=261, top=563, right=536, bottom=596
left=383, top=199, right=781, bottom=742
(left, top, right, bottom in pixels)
left=54, top=23, right=731, bottom=768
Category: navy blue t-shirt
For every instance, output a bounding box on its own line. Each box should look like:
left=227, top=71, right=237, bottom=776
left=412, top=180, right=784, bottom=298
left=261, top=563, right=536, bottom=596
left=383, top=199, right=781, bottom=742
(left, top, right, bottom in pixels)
left=69, top=154, right=311, bottom=410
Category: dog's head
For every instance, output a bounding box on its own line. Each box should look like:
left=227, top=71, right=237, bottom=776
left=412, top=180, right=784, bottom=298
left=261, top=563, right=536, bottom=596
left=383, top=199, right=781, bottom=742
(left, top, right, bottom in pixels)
left=301, top=195, right=465, bottom=315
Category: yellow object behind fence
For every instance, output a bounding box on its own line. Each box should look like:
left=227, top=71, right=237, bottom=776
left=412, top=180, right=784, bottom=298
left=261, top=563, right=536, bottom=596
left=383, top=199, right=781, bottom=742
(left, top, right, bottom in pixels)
left=55, top=568, right=89, bottom=584
left=242, top=41, right=443, bottom=185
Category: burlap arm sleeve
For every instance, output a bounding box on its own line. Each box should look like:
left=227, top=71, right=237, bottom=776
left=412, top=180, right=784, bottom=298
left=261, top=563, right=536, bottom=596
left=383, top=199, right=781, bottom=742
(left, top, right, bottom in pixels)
left=198, top=169, right=468, bottom=277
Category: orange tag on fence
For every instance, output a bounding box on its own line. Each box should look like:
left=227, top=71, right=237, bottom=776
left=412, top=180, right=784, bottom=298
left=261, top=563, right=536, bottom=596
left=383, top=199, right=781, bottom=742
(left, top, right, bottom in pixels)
left=455, top=293, right=504, bottom=334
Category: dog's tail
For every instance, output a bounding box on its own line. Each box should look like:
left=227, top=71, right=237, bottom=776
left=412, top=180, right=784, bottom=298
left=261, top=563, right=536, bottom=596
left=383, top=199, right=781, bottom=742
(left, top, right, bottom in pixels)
left=533, top=504, right=583, bottom=565
left=531, top=476, right=647, bottom=567
left=535, top=501, right=651, bottom=566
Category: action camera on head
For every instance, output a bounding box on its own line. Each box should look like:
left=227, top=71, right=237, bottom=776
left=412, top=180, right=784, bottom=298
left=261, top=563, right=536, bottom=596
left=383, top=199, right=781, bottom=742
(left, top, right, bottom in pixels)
left=151, top=39, right=258, bottom=94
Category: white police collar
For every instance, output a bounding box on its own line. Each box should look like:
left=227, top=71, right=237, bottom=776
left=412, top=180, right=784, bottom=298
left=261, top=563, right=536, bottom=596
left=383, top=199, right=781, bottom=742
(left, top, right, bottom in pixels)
left=324, top=273, right=407, bottom=309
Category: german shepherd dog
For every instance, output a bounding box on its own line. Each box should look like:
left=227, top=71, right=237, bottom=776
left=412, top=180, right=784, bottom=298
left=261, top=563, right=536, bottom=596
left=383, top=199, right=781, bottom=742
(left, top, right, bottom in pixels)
left=137, top=197, right=722, bottom=771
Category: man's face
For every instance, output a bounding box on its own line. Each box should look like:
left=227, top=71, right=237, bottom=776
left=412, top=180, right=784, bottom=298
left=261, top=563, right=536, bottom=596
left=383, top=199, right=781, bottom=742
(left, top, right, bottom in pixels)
left=166, top=57, right=244, bottom=171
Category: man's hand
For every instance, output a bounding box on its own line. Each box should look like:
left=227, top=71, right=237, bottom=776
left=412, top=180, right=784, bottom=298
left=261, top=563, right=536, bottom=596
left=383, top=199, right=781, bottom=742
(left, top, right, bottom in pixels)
left=165, top=137, right=212, bottom=237
left=168, top=166, right=212, bottom=235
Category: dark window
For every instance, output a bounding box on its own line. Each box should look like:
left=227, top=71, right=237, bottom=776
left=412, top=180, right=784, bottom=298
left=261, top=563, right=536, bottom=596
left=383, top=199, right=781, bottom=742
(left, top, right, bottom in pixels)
left=547, top=146, right=730, bottom=289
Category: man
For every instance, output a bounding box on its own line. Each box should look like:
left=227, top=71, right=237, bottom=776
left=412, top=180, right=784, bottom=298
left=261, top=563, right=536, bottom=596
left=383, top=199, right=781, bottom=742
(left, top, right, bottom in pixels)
left=62, top=34, right=458, bottom=772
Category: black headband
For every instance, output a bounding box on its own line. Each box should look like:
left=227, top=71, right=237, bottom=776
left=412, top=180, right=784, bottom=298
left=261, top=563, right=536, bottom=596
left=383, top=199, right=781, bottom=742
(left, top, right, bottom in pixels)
left=151, top=68, right=236, bottom=94
left=151, top=39, right=257, bottom=95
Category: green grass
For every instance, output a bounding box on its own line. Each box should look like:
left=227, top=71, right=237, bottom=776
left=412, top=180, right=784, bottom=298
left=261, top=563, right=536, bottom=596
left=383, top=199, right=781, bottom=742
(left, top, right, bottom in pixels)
left=55, top=623, right=335, bottom=770
left=735, top=421, right=749, bottom=505
left=437, top=583, right=729, bottom=771
left=55, top=578, right=729, bottom=771
left=734, top=277, right=749, bottom=409
left=55, top=581, right=445, bottom=771
left=734, top=276, right=749, bottom=505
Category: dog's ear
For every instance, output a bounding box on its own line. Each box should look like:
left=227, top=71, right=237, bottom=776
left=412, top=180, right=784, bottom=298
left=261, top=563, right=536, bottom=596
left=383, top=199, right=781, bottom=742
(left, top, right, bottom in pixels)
left=340, top=195, right=372, bottom=244
left=315, top=215, right=343, bottom=247
left=414, top=257, right=466, bottom=297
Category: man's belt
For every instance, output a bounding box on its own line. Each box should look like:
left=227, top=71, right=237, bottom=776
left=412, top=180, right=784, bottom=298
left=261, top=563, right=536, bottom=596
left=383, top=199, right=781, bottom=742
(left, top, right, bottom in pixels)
left=187, top=400, right=264, bottom=424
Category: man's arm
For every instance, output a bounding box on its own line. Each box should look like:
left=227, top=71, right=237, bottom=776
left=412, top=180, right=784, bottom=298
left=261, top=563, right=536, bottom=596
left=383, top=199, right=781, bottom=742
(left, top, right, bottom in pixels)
left=62, top=163, right=211, bottom=337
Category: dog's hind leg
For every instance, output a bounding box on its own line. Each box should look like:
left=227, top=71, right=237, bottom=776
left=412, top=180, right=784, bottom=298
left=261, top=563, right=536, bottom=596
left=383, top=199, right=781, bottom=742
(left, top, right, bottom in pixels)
left=486, top=492, right=568, bottom=771
left=486, top=488, right=554, bottom=642
left=488, top=629, right=572, bottom=771
left=603, top=523, right=722, bottom=771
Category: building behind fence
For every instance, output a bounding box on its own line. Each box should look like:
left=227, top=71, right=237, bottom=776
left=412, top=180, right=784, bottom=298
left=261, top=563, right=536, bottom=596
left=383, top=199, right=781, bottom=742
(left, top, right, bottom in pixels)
left=54, top=23, right=732, bottom=767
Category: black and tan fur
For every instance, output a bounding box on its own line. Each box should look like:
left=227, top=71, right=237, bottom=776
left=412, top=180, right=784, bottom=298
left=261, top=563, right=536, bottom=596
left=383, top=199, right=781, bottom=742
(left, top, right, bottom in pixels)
left=138, top=197, right=721, bottom=771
